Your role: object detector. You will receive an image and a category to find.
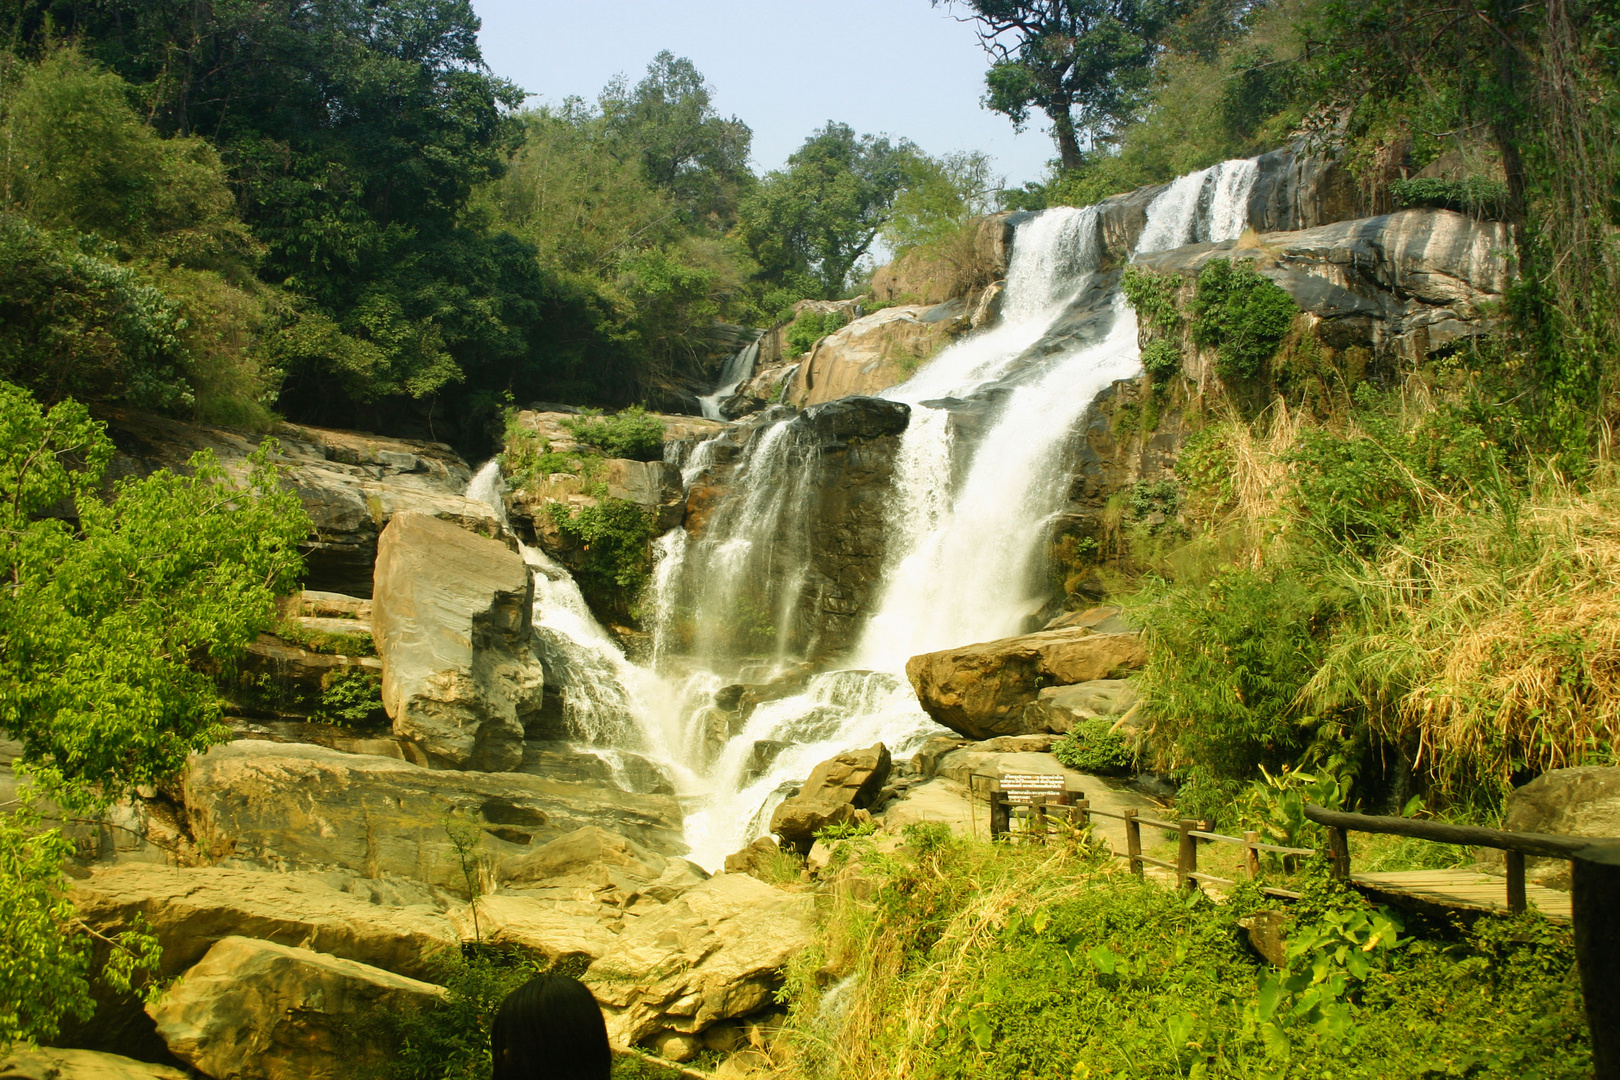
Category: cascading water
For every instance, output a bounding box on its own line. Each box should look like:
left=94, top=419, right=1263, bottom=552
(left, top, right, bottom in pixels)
left=472, top=158, right=1261, bottom=871
left=697, top=336, right=761, bottom=421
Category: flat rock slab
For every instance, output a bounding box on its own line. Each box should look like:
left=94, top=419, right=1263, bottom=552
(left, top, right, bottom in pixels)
left=0, top=1048, right=188, bottom=1080
left=182, top=741, right=686, bottom=891
left=147, top=937, right=445, bottom=1080
left=449, top=895, right=618, bottom=964
left=586, top=874, right=816, bottom=1048
left=74, top=864, right=457, bottom=981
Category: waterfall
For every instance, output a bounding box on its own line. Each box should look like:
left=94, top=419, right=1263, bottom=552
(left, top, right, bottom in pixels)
left=697, top=336, right=761, bottom=421
left=475, top=158, right=1261, bottom=870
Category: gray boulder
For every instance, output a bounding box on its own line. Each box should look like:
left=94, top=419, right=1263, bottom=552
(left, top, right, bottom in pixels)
left=769, top=743, right=891, bottom=848
left=372, top=512, right=545, bottom=771
left=1022, top=680, right=1138, bottom=735
left=146, top=937, right=445, bottom=1080
left=1499, top=766, right=1620, bottom=889
left=181, top=741, right=687, bottom=890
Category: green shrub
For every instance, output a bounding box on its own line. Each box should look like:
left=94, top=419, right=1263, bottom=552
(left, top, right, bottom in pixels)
left=1051, top=717, right=1135, bottom=775
left=1120, top=266, right=1183, bottom=336
left=273, top=617, right=374, bottom=657
left=1139, top=337, right=1182, bottom=380
left=546, top=497, right=657, bottom=605
left=783, top=309, right=848, bottom=359
left=1190, top=258, right=1297, bottom=381
left=560, top=406, right=666, bottom=462
left=1389, top=176, right=1510, bottom=217
left=314, top=670, right=384, bottom=726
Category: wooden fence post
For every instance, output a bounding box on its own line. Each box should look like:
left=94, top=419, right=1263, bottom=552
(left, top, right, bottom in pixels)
left=1573, top=852, right=1620, bottom=1080
left=1177, top=819, right=1197, bottom=891
left=1031, top=796, right=1049, bottom=845
left=1124, top=808, right=1142, bottom=876
left=1243, top=830, right=1261, bottom=880
left=1326, top=826, right=1351, bottom=878
left=989, top=784, right=1009, bottom=840
left=1505, top=850, right=1527, bottom=914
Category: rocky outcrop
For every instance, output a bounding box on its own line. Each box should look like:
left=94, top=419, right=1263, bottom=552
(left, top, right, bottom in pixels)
left=869, top=214, right=1015, bottom=305
left=146, top=937, right=445, bottom=1080
left=906, top=629, right=1147, bottom=739
left=498, top=825, right=708, bottom=908
left=1497, top=767, right=1620, bottom=889
left=372, top=512, right=544, bottom=771
left=769, top=744, right=892, bottom=847
left=181, top=741, right=687, bottom=889
left=585, top=874, right=816, bottom=1048
left=103, top=411, right=493, bottom=598
left=73, top=864, right=457, bottom=981
left=1022, top=679, right=1138, bottom=735
left=788, top=302, right=966, bottom=406
left=449, top=896, right=617, bottom=964
left=0, top=1048, right=189, bottom=1080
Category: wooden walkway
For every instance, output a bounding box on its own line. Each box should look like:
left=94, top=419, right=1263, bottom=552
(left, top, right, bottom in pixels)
left=1351, top=869, right=1572, bottom=921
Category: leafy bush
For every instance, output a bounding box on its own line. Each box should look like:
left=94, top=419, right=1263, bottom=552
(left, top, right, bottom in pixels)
left=546, top=497, right=657, bottom=607
left=1139, top=337, right=1183, bottom=380
left=561, top=406, right=666, bottom=462
left=1120, top=266, right=1183, bottom=336
left=783, top=309, right=848, bottom=359
left=1051, top=717, right=1135, bottom=775
left=1190, top=258, right=1297, bottom=381
left=1390, top=176, right=1510, bottom=217
left=315, top=670, right=384, bottom=726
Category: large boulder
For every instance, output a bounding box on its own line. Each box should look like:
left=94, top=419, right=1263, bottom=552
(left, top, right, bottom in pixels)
left=787, top=304, right=964, bottom=406
left=1022, top=679, right=1138, bottom=735
left=1498, top=766, right=1620, bottom=889
left=449, top=896, right=617, bottom=964
left=585, top=874, right=816, bottom=1048
left=906, top=629, right=1147, bottom=739
left=146, top=937, right=445, bottom=1080
left=73, top=864, right=457, bottom=981
left=0, top=1048, right=188, bottom=1080
left=498, top=825, right=709, bottom=908
left=181, top=741, right=687, bottom=890
left=769, top=744, right=891, bottom=848
left=372, top=512, right=545, bottom=771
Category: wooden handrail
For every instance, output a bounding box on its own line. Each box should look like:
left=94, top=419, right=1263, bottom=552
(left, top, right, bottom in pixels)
left=1303, top=805, right=1620, bottom=865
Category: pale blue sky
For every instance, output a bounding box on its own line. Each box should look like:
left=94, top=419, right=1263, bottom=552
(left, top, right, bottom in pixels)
left=469, top=0, right=1057, bottom=189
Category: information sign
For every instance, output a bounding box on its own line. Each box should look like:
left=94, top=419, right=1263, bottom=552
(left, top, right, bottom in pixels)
left=999, top=772, right=1069, bottom=805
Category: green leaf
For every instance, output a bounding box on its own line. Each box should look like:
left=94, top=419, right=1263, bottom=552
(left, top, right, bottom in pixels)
left=1088, top=944, right=1118, bottom=975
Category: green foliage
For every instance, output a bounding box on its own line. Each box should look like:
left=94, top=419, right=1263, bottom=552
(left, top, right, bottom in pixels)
left=315, top=670, right=385, bottom=726
left=814, top=819, right=878, bottom=842
left=546, top=498, right=657, bottom=608
left=1140, top=337, right=1184, bottom=380
left=783, top=309, right=849, bottom=359
left=736, top=122, right=922, bottom=297
left=1051, top=717, right=1136, bottom=775
left=780, top=836, right=1589, bottom=1079
left=273, top=618, right=375, bottom=657
left=1190, top=258, right=1297, bottom=381
left=0, top=383, right=311, bottom=803
left=1131, top=567, right=1334, bottom=788
left=1120, top=266, right=1184, bottom=335
left=560, top=406, right=666, bottom=462
left=882, top=150, right=1000, bottom=255
left=1389, top=176, right=1510, bottom=218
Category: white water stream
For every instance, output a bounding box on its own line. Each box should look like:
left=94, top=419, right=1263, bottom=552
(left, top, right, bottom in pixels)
left=465, top=159, right=1261, bottom=870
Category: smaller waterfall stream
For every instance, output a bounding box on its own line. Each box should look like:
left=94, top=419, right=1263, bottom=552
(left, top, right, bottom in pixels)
left=697, top=336, right=761, bottom=421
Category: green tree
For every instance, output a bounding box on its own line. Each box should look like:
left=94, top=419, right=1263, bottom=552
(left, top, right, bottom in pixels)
left=598, top=51, right=755, bottom=229
left=882, top=150, right=1001, bottom=254
left=937, top=0, right=1192, bottom=169
left=0, top=381, right=312, bottom=1045
left=737, top=122, right=921, bottom=297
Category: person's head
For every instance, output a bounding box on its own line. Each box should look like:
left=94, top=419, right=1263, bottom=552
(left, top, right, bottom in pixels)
left=491, top=974, right=612, bottom=1080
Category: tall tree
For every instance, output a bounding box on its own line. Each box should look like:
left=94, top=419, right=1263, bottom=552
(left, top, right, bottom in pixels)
left=598, top=52, right=754, bottom=229
left=937, top=0, right=1190, bottom=169
left=737, top=122, right=920, bottom=298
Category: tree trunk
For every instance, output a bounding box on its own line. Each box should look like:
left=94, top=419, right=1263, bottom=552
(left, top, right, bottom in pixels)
left=1049, top=106, right=1083, bottom=172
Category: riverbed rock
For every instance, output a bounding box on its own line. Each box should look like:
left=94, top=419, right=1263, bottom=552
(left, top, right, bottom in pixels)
left=449, top=896, right=617, bottom=963
left=498, top=825, right=708, bottom=907
left=146, top=937, right=446, bottom=1080
left=585, top=874, right=816, bottom=1048
left=1022, top=679, right=1139, bottom=735
left=0, top=1048, right=189, bottom=1080
left=769, top=743, right=892, bottom=848
left=181, top=741, right=687, bottom=889
left=102, top=411, right=492, bottom=598
left=372, top=511, right=544, bottom=771
left=905, top=629, right=1147, bottom=739
left=1497, top=766, right=1620, bottom=889
left=723, top=837, right=786, bottom=880
left=73, top=864, right=456, bottom=981
left=788, top=304, right=963, bottom=406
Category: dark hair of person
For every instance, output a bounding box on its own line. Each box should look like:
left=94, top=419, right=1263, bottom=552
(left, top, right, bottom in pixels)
left=490, top=974, right=612, bottom=1080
